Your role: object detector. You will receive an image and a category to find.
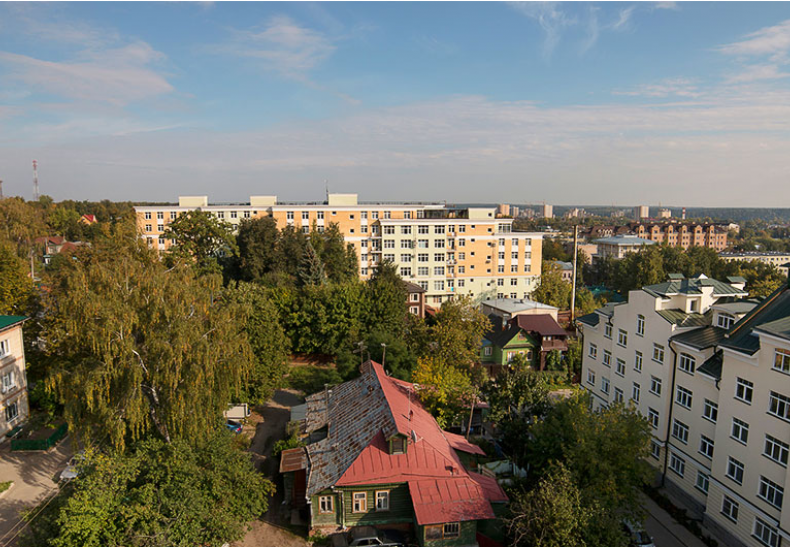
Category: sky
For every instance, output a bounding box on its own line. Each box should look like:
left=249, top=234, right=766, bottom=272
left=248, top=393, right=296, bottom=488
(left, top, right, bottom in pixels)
left=1, top=2, right=790, bottom=206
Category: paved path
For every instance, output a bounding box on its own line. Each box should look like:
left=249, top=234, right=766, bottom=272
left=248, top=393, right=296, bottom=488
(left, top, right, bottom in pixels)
left=0, top=436, right=72, bottom=547
left=642, top=494, right=707, bottom=547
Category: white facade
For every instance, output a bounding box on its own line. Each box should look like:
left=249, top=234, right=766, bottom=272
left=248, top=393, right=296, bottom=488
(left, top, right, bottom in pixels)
left=0, top=317, right=29, bottom=438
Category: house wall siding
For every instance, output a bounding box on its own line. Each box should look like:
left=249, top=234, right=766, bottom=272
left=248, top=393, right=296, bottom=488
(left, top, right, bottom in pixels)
left=418, top=520, right=477, bottom=547
left=340, top=484, right=413, bottom=527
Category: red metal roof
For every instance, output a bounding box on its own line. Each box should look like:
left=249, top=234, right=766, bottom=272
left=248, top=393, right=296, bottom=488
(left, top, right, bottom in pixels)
left=469, top=472, right=508, bottom=503
left=409, top=477, right=495, bottom=525
left=514, top=314, right=568, bottom=337
left=443, top=432, right=485, bottom=456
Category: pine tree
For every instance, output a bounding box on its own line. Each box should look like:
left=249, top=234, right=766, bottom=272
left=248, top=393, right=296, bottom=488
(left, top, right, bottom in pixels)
left=298, top=241, right=327, bottom=286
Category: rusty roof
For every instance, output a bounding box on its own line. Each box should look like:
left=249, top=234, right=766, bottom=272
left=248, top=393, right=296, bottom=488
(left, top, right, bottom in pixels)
left=279, top=447, right=307, bottom=473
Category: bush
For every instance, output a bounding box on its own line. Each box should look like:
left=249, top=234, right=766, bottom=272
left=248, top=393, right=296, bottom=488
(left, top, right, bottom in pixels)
left=286, top=366, right=343, bottom=395
left=0, top=481, right=12, bottom=494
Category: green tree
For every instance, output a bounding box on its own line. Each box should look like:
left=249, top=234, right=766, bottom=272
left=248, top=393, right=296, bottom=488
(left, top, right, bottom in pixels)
left=364, top=260, right=408, bottom=339
left=532, top=262, right=572, bottom=309
left=298, top=241, right=327, bottom=286
left=412, top=356, right=474, bottom=428
left=164, top=210, right=237, bottom=275
left=44, top=239, right=252, bottom=450
left=22, top=434, right=274, bottom=547
left=236, top=216, right=281, bottom=282
left=318, top=223, right=358, bottom=283
left=428, top=296, right=491, bottom=372
left=0, top=242, right=36, bottom=315
left=47, top=207, right=82, bottom=239
left=613, top=245, right=665, bottom=294
left=275, top=225, right=307, bottom=281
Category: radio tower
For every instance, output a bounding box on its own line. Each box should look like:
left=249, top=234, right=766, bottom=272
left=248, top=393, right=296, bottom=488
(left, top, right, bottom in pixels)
left=32, top=160, right=39, bottom=200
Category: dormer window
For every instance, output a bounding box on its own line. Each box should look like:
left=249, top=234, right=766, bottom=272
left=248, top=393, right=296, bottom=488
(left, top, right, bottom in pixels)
left=390, top=435, right=406, bottom=455
left=717, top=313, right=735, bottom=329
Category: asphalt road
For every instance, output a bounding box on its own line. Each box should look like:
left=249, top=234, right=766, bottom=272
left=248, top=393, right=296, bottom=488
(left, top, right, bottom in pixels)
left=641, top=495, right=708, bottom=547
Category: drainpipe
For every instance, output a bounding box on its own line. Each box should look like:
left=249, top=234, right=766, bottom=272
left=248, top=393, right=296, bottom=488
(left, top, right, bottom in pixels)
left=661, top=340, right=680, bottom=487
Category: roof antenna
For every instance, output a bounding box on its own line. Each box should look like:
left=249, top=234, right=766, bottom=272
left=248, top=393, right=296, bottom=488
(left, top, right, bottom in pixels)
left=325, top=179, right=329, bottom=202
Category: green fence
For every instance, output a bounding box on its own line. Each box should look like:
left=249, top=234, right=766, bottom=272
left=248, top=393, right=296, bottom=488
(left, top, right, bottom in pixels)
left=10, top=422, right=69, bottom=451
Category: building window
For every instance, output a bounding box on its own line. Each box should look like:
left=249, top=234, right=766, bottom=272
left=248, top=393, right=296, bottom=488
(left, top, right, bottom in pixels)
left=144, top=211, right=151, bottom=220
left=384, top=226, right=395, bottom=235
left=632, top=382, right=640, bottom=403
left=510, top=265, right=518, bottom=273
left=400, top=254, right=413, bottom=263
left=614, top=387, right=624, bottom=403
left=764, top=434, right=789, bottom=467
left=637, top=314, right=645, bottom=336
left=650, top=441, right=661, bottom=459
left=401, top=240, right=414, bottom=249
left=726, top=456, right=745, bottom=485
left=243, top=210, right=250, bottom=218
left=443, top=523, right=460, bottom=538
left=511, top=278, right=518, bottom=286
left=758, top=477, right=784, bottom=509
left=417, top=267, right=429, bottom=277
left=721, top=495, right=739, bottom=523
left=286, top=211, right=294, bottom=220
left=587, top=369, right=596, bottom=386
left=603, top=351, right=611, bottom=367
left=699, top=435, right=714, bottom=459
left=497, top=279, right=504, bottom=287
left=1, top=370, right=15, bottom=393
left=675, top=386, right=693, bottom=409
left=434, top=225, right=445, bottom=234
left=774, top=349, right=790, bottom=374
left=401, top=268, right=412, bottom=277
left=5, top=401, right=19, bottom=423
left=318, top=495, right=334, bottom=514
left=696, top=471, right=710, bottom=494
left=601, top=377, right=610, bottom=394
left=230, top=211, right=238, bottom=219
left=652, top=343, right=665, bottom=363
left=604, top=324, right=612, bottom=339
left=400, top=226, right=412, bottom=235
left=731, top=417, right=749, bottom=445
left=145, top=224, right=152, bottom=232
left=0, top=339, right=9, bottom=357
left=679, top=353, right=696, bottom=374
left=484, top=347, right=493, bottom=357
left=588, top=343, right=597, bottom=359
left=618, top=329, right=628, bottom=347
left=769, top=391, right=790, bottom=421
left=753, top=517, right=781, bottom=547
left=425, top=526, right=443, bottom=540
left=650, top=376, right=662, bottom=396
left=703, top=399, right=718, bottom=423
left=376, top=490, right=390, bottom=511
left=352, top=492, right=367, bottom=513
left=648, top=408, right=659, bottom=429
left=717, top=313, right=735, bottom=329
left=616, top=359, right=625, bottom=377
left=669, top=453, right=685, bottom=477
left=672, top=419, right=689, bottom=444
left=434, top=281, right=445, bottom=291
left=634, top=351, right=643, bottom=372
left=417, top=254, right=429, bottom=263
left=434, top=267, right=445, bottom=276
left=404, top=211, right=412, bottom=219
left=736, top=377, right=754, bottom=403
left=434, top=253, right=445, bottom=262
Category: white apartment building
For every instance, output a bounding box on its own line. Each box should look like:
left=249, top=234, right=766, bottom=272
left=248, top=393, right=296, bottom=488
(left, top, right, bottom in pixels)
left=581, top=276, right=790, bottom=547
left=1, top=316, right=29, bottom=437
left=135, top=195, right=544, bottom=305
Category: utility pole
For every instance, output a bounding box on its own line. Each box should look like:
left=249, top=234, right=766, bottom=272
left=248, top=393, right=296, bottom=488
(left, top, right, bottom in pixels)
left=570, top=224, right=579, bottom=323
left=381, top=343, right=387, bottom=368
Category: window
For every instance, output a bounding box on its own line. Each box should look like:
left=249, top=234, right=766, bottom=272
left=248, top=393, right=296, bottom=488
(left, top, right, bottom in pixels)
left=616, top=359, right=626, bottom=377
left=753, top=517, right=781, bottom=547
left=5, top=401, right=18, bottom=423
left=764, top=434, right=789, bottom=466
left=383, top=239, right=395, bottom=248
left=650, top=376, right=662, bottom=396
left=319, top=495, right=334, bottom=514
left=632, top=382, right=641, bottom=403
left=634, top=351, right=643, bottom=372
left=769, top=391, right=790, bottom=421
left=758, top=477, right=784, bottom=509
left=1, top=370, right=15, bottom=393
left=443, top=523, right=460, bottom=538
left=669, top=453, right=686, bottom=477
left=497, top=265, right=505, bottom=274
left=171, top=211, right=178, bottom=219
left=672, top=419, right=689, bottom=444
left=383, top=254, right=395, bottom=262
left=158, top=237, right=165, bottom=246
left=144, top=211, right=151, bottom=220
left=434, top=281, right=445, bottom=291
left=588, top=343, right=598, bottom=359
left=434, top=225, right=445, bottom=234
left=400, top=254, right=413, bottom=263
left=511, top=265, right=518, bottom=273
left=511, top=252, right=518, bottom=260
left=648, top=408, right=659, bottom=429
left=157, top=224, right=164, bottom=232
left=512, top=238, right=519, bottom=246
left=434, top=267, right=445, bottom=276
left=484, top=347, right=493, bottom=357
left=703, top=399, right=718, bottom=423
left=696, top=471, right=710, bottom=494
left=0, top=339, right=9, bottom=357
left=637, top=314, right=645, bottom=336
left=721, top=496, right=739, bottom=523
left=434, top=253, right=445, bottom=262
left=498, top=252, right=505, bottom=260
left=604, top=324, right=613, bottom=339
left=774, top=349, right=790, bottom=373
left=614, top=387, right=624, bottom=403
left=401, top=240, right=414, bottom=249
left=401, top=268, right=412, bottom=277
left=404, top=211, right=412, bottom=219
left=727, top=456, right=745, bottom=485
left=587, top=369, right=596, bottom=386
left=650, top=441, right=661, bottom=459
left=675, top=386, right=693, bottom=409
left=458, top=266, right=465, bottom=274
left=418, top=225, right=429, bottom=234
left=418, top=254, right=429, bottom=263
left=497, top=279, right=504, bottom=287
left=418, top=267, right=429, bottom=276
left=458, top=279, right=465, bottom=287
left=618, top=329, right=628, bottom=347
left=731, top=418, right=749, bottom=445
left=601, top=377, right=610, bottom=394
left=383, top=211, right=391, bottom=219
left=317, top=211, right=325, bottom=219
left=352, top=492, right=367, bottom=513
left=603, top=351, right=611, bottom=367
left=717, top=313, right=736, bottom=329
left=383, top=226, right=395, bottom=235
left=679, top=353, right=696, bottom=374
left=699, top=435, right=715, bottom=459
left=145, top=224, right=152, bottom=232
left=376, top=490, right=390, bottom=511
left=371, top=211, right=379, bottom=219
left=458, top=252, right=465, bottom=260
left=286, top=211, right=294, bottom=220
left=736, top=377, right=754, bottom=403
left=524, top=264, right=531, bottom=272
left=652, top=343, right=665, bottom=363
left=156, top=211, right=164, bottom=220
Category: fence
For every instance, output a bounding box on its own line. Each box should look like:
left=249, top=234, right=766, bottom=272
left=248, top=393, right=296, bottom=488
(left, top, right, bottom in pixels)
left=10, top=422, right=68, bottom=451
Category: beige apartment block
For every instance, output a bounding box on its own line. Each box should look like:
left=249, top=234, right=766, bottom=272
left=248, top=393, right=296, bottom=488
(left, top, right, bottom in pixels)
left=581, top=276, right=790, bottom=547
left=134, top=194, right=543, bottom=304
left=720, top=252, right=790, bottom=277
left=0, top=316, right=29, bottom=437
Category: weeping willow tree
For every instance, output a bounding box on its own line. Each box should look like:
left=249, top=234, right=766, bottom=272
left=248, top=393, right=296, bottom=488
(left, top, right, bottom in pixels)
left=43, top=232, right=252, bottom=450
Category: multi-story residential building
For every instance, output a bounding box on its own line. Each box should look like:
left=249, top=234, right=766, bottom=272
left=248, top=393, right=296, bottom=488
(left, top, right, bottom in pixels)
left=134, top=194, right=543, bottom=305
left=631, top=221, right=729, bottom=251
left=1, top=316, right=29, bottom=437
left=578, top=275, right=750, bottom=479
left=720, top=251, right=790, bottom=277
left=634, top=205, right=650, bottom=220
left=594, top=235, right=656, bottom=259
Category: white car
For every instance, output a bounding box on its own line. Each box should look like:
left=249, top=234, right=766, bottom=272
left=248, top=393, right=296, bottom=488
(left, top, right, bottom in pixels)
left=60, top=451, right=85, bottom=481
left=623, top=519, right=656, bottom=547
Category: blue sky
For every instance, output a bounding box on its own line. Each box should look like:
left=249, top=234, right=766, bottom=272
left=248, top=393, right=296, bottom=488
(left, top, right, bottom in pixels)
left=1, top=2, right=790, bottom=206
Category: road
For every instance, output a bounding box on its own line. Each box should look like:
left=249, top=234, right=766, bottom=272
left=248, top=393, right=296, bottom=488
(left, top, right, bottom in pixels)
left=641, top=494, right=708, bottom=547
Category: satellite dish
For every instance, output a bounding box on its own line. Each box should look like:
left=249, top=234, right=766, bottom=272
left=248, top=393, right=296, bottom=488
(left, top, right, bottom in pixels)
left=411, top=430, right=418, bottom=444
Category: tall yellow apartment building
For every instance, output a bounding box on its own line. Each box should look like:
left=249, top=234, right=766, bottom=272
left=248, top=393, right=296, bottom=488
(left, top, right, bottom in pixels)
left=134, top=194, right=543, bottom=305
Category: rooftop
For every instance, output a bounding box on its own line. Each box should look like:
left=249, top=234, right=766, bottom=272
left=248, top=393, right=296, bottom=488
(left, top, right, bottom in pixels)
left=671, top=325, right=728, bottom=350
left=721, top=282, right=790, bottom=354
left=594, top=235, right=656, bottom=246
left=481, top=298, right=558, bottom=314
left=0, top=316, right=27, bottom=332
left=642, top=275, right=747, bottom=298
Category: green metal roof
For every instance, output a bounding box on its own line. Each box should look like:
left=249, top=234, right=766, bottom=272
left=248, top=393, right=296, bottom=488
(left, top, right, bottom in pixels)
left=671, top=326, right=728, bottom=350
left=755, top=316, right=790, bottom=342
left=577, top=313, right=600, bottom=327
left=656, top=309, right=710, bottom=327
left=643, top=276, right=747, bottom=298
left=0, top=316, right=27, bottom=331
left=713, top=300, right=761, bottom=315
left=721, top=284, right=790, bottom=355
left=698, top=351, right=723, bottom=380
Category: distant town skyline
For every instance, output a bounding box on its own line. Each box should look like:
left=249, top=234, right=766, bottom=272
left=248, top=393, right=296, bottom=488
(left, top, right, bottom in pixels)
left=1, top=2, right=790, bottom=205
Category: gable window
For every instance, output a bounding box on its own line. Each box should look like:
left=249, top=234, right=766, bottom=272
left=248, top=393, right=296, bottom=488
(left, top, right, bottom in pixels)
left=352, top=492, right=368, bottom=513
left=636, top=315, right=645, bottom=336
left=679, top=353, right=696, bottom=374
left=391, top=436, right=406, bottom=455
left=376, top=490, right=390, bottom=511
left=736, top=378, right=754, bottom=404
left=717, top=313, right=735, bottom=329
left=318, top=495, right=334, bottom=514
left=773, top=349, right=790, bottom=374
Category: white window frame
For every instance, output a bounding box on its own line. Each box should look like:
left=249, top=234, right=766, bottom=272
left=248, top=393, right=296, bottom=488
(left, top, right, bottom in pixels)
left=721, top=495, right=739, bottom=523
left=736, top=377, right=754, bottom=404
left=774, top=349, right=790, bottom=374
left=769, top=391, right=790, bottom=421
left=764, top=434, right=789, bottom=467
left=726, top=456, right=745, bottom=485
left=375, top=490, right=390, bottom=511
left=669, top=453, right=686, bottom=477
left=703, top=399, right=718, bottom=423
left=675, top=386, right=693, bottom=409
left=731, top=417, right=749, bottom=445
left=679, top=353, right=696, bottom=374
left=352, top=492, right=367, bottom=513
left=757, top=476, right=784, bottom=510
left=318, top=495, right=334, bottom=514
left=672, top=419, right=689, bottom=444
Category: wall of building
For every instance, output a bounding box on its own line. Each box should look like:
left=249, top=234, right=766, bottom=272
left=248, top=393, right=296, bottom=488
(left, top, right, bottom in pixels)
left=0, top=323, right=29, bottom=437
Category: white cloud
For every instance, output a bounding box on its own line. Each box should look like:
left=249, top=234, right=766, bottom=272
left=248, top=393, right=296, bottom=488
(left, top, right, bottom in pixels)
left=718, top=19, right=790, bottom=60
left=654, top=2, right=679, bottom=11
left=613, top=78, right=703, bottom=98
left=510, top=2, right=576, bottom=58
left=611, top=6, right=636, bottom=31
left=725, top=63, right=790, bottom=84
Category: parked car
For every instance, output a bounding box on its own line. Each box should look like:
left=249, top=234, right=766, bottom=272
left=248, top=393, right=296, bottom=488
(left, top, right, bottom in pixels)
left=225, top=420, right=243, bottom=434
left=332, top=526, right=405, bottom=547
left=61, top=451, right=86, bottom=481
left=623, top=520, right=655, bottom=547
